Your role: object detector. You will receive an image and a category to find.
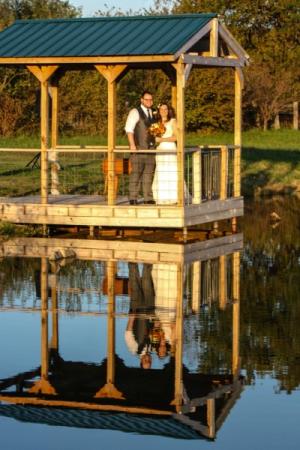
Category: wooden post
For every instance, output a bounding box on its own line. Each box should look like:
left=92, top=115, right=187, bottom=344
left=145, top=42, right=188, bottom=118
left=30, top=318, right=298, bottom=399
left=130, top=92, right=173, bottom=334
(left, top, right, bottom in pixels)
left=50, top=263, right=59, bottom=352
left=107, top=80, right=117, bottom=205
left=293, top=101, right=299, bottom=130
left=232, top=68, right=243, bottom=231
left=207, top=398, right=216, bottom=439
left=176, top=61, right=185, bottom=207
left=219, top=255, right=227, bottom=310
left=50, top=78, right=60, bottom=195
left=26, top=66, right=59, bottom=204
left=41, top=80, right=49, bottom=204
left=192, top=149, right=201, bottom=204
left=171, top=83, right=177, bottom=111
left=192, top=261, right=201, bottom=313
left=210, top=18, right=218, bottom=57
left=220, top=145, right=228, bottom=200
left=233, top=68, right=243, bottom=198
left=171, top=264, right=184, bottom=412
left=95, top=261, right=124, bottom=399
left=232, top=252, right=240, bottom=378
left=29, top=258, right=56, bottom=395
left=95, top=65, right=127, bottom=205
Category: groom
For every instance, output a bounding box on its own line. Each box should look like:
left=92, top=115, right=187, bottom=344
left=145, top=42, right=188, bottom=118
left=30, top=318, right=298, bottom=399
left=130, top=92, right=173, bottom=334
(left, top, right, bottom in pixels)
left=125, top=90, right=156, bottom=205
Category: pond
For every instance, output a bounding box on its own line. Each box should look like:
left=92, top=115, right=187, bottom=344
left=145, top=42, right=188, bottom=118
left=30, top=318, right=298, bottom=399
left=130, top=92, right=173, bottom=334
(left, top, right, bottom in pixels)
left=0, top=197, right=299, bottom=450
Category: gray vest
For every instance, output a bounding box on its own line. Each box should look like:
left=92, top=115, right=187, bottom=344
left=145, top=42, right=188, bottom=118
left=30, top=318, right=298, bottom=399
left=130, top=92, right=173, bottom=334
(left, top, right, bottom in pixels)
left=134, top=106, right=155, bottom=150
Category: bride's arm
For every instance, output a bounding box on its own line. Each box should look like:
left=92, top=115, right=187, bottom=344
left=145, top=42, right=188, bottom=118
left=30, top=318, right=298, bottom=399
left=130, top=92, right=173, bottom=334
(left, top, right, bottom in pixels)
left=156, top=119, right=177, bottom=143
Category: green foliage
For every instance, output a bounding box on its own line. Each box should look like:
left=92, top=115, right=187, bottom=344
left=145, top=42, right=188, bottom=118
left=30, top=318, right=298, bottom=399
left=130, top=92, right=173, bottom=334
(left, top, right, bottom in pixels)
left=0, top=221, right=42, bottom=236
left=241, top=197, right=300, bottom=392
left=0, top=0, right=299, bottom=136
left=0, top=0, right=80, bottom=29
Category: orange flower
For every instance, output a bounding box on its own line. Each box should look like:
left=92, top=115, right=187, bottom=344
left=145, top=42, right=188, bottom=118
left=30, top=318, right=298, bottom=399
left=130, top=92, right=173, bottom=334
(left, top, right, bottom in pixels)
left=148, top=121, right=166, bottom=137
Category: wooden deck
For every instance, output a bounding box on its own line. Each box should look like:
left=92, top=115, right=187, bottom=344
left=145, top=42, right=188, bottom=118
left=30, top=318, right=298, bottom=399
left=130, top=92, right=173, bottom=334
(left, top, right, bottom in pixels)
left=0, top=194, right=243, bottom=228
left=0, top=233, right=243, bottom=264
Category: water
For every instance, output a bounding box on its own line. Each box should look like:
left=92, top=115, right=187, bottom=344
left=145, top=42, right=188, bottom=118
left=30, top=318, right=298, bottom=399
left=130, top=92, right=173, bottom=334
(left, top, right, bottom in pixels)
left=0, top=197, right=299, bottom=450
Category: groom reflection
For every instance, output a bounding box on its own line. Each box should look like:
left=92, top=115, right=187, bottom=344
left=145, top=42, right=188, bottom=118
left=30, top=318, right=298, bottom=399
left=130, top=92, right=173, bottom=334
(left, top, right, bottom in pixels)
left=125, top=263, right=155, bottom=369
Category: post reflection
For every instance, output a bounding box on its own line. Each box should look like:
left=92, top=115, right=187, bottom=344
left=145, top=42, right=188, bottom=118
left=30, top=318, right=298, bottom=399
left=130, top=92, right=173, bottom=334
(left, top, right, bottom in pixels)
left=0, top=234, right=242, bottom=440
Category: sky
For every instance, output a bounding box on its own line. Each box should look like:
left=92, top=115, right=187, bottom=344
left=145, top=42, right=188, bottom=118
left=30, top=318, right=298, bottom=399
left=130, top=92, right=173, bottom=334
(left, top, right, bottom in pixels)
left=71, top=0, right=154, bottom=16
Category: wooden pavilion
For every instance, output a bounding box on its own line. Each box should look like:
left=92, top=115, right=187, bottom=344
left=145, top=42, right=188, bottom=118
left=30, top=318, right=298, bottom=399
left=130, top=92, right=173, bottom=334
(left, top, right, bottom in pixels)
left=0, top=233, right=242, bottom=439
left=0, top=14, right=249, bottom=231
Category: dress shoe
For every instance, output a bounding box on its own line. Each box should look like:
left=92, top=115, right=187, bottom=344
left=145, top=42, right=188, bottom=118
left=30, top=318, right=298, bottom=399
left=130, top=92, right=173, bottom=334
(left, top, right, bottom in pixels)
left=129, top=200, right=138, bottom=205
left=144, top=200, right=156, bottom=204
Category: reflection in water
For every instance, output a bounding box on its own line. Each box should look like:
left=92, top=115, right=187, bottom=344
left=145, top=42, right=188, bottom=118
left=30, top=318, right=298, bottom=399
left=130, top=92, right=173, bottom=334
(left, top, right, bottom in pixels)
left=242, top=197, right=300, bottom=393
left=0, top=234, right=242, bottom=440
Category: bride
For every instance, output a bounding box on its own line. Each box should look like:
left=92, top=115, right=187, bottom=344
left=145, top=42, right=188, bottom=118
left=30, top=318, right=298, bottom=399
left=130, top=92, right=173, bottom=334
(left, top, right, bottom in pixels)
left=152, top=103, right=178, bottom=205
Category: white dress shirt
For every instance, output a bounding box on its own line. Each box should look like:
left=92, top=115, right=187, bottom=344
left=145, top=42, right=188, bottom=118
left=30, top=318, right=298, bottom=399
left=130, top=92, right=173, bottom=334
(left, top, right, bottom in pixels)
left=125, top=104, right=152, bottom=134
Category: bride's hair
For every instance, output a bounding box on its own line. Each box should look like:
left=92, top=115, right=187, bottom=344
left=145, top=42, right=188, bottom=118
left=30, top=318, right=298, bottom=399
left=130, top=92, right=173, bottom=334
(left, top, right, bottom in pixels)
left=158, top=103, right=176, bottom=121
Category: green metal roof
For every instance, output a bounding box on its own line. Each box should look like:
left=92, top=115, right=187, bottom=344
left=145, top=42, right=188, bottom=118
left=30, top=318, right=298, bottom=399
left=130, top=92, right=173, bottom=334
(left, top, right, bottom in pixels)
left=0, top=405, right=203, bottom=440
left=0, top=14, right=216, bottom=58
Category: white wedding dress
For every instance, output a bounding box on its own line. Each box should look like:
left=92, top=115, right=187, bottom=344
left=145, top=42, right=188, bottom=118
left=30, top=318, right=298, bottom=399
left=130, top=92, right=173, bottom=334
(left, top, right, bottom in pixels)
left=151, top=263, right=178, bottom=347
left=152, top=118, right=178, bottom=205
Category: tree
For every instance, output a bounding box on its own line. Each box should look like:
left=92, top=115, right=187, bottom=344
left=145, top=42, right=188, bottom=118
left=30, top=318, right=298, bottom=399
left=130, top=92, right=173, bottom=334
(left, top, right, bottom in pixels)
left=245, top=65, right=295, bottom=130
left=0, top=0, right=82, bottom=136
left=171, top=0, right=300, bottom=129
left=0, top=0, right=80, bottom=29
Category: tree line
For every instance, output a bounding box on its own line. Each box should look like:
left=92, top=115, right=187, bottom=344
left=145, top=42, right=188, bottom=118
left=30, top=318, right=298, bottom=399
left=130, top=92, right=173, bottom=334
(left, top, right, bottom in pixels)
left=0, top=0, right=299, bottom=138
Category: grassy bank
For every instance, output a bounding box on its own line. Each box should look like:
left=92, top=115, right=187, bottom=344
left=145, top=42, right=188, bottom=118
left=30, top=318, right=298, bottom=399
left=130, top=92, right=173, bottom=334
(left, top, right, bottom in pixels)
left=0, top=129, right=299, bottom=198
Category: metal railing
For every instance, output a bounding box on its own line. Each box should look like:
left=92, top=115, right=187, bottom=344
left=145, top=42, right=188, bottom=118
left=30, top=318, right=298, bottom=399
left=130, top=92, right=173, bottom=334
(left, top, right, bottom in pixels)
left=0, top=144, right=239, bottom=205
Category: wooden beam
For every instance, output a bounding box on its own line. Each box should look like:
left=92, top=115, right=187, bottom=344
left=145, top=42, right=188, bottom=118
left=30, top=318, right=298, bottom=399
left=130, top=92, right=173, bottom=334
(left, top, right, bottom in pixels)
left=27, top=65, right=59, bottom=83
left=2, top=55, right=175, bottom=65
left=218, top=23, right=249, bottom=63
left=210, top=18, right=218, bottom=57
left=183, top=54, right=243, bottom=67
left=161, top=64, right=176, bottom=84
left=0, top=395, right=173, bottom=415
left=174, top=20, right=212, bottom=58
left=234, top=68, right=243, bottom=197
left=184, top=63, right=193, bottom=84
left=175, top=62, right=185, bottom=207
left=95, top=64, right=127, bottom=83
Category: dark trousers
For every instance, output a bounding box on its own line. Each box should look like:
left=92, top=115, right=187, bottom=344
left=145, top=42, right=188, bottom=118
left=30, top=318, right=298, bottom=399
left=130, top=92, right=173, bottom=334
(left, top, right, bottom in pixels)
left=129, top=153, right=155, bottom=202
left=129, top=263, right=155, bottom=312
left=129, top=263, right=155, bottom=354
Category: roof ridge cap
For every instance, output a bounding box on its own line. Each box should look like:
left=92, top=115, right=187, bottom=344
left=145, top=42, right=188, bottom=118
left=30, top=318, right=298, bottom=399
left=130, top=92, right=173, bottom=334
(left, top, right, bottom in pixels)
left=14, top=13, right=217, bottom=24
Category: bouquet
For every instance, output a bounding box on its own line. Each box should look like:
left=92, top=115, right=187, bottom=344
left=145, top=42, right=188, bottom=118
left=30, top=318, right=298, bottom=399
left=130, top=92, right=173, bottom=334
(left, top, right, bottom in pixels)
left=148, top=121, right=166, bottom=137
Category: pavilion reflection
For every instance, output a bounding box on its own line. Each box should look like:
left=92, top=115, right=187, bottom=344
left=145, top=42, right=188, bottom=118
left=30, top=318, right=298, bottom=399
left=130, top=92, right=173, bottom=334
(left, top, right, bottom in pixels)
left=0, top=234, right=242, bottom=440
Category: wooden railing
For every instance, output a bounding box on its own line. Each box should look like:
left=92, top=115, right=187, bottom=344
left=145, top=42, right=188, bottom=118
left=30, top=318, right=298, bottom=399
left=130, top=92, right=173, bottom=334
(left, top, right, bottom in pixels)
left=0, top=144, right=240, bottom=205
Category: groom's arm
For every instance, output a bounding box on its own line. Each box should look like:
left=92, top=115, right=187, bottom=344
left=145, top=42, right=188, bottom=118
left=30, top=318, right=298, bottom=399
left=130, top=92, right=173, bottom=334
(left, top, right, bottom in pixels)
left=125, top=108, right=139, bottom=151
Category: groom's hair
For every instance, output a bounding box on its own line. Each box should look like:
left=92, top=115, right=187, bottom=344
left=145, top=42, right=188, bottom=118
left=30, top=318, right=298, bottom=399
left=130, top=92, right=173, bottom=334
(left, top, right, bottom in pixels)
left=141, top=90, right=152, bottom=99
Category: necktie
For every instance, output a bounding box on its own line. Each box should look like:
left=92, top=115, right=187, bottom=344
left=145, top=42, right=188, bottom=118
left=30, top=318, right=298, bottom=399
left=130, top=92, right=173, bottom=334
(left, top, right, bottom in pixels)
left=147, top=109, right=151, bottom=120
